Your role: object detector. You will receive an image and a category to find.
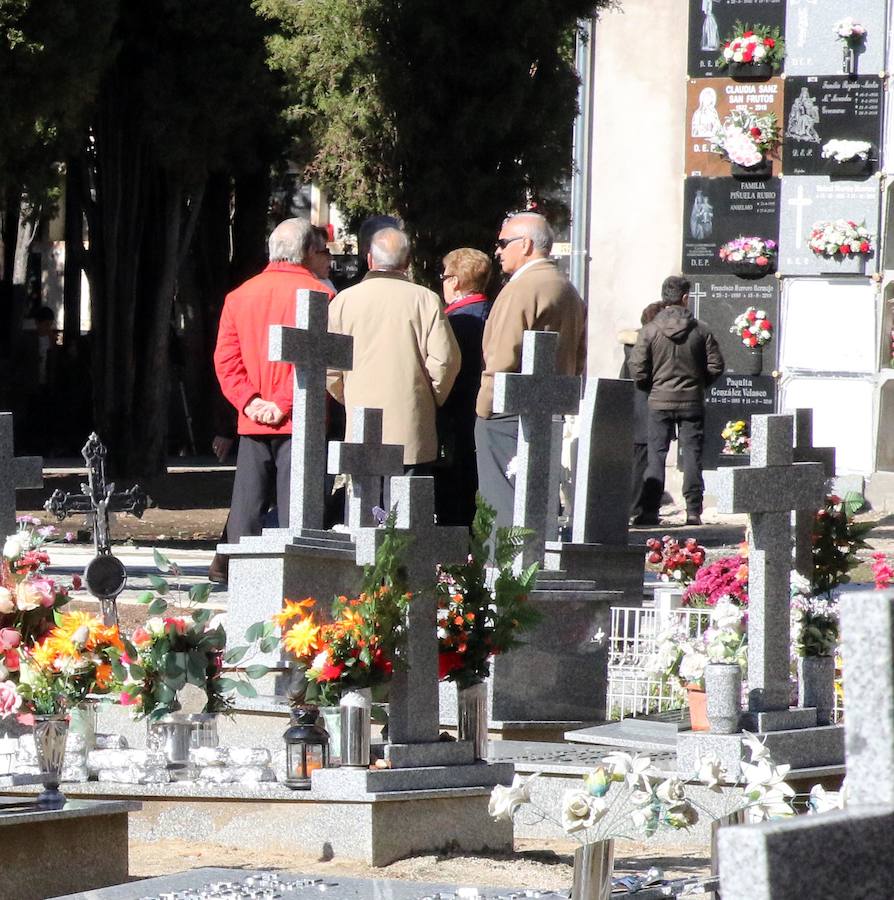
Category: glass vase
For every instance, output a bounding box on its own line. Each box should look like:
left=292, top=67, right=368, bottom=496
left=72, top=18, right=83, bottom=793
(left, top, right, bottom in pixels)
left=457, top=681, right=489, bottom=760
left=33, top=715, right=69, bottom=808
left=570, top=840, right=615, bottom=900
left=339, top=687, right=372, bottom=767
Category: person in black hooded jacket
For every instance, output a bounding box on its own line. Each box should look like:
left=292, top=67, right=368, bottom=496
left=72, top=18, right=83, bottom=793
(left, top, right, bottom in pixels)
left=628, top=276, right=725, bottom=526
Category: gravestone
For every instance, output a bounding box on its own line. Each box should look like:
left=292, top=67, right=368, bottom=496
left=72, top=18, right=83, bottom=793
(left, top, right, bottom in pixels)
left=0, top=412, right=42, bottom=538
left=783, top=75, right=883, bottom=176
left=784, top=5, right=886, bottom=77
left=683, top=177, right=781, bottom=275
left=704, top=374, right=776, bottom=468
left=717, top=589, right=894, bottom=899
left=778, top=176, right=881, bottom=275
left=492, top=330, right=581, bottom=570
left=326, top=407, right=403, bottom=531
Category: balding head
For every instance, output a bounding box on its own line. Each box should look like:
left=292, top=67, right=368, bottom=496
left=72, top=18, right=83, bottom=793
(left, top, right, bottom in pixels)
left=495, top=211, right=554, bottom=275
left=369, top=227, right=410, bottom=272
left=268, top=218, right=315, bottom=265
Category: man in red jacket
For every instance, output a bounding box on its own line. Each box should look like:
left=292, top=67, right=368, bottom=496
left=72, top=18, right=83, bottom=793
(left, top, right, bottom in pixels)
left=212, top=218, right=335, bottom=579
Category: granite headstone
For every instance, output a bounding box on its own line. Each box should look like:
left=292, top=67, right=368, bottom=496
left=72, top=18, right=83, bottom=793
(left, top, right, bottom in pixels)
left=0, top=412, right=43, bottom=538
left=703, top=374, right=776, bottom=469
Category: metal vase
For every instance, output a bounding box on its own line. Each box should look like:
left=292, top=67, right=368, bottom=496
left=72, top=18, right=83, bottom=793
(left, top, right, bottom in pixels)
left=705, top=663, right=742, bottom=734
left=570, top=840, right=615, bottom=900
left=33, top=715, right=69, bottom=808
left=746, top=347, right=763, bottom=376
left=339, top=687, right=372, bottom=767
left=798, top=655, right=836, bottom=726
left=188, top=712, right=219, bottom=749
left=146, top=712, right=192, bottom=766
left=457, top=681, right=489, bottom=760
left=842, top=45, right=856, bottom=75
left=319, top=707, right=342, bottom=764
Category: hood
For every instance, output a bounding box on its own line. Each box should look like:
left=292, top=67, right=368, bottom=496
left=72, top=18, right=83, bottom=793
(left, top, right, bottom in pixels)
left=655, top=305, right=696, bottom=341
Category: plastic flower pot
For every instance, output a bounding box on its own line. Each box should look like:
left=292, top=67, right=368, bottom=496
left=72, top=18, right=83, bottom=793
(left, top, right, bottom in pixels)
left=686, top=685, right=709, bottom=732
left=727, top=61, right=773, bottom=80
left=731, top=157, right=772, bottom=179
left=728, top=260, right=775, bottom=279
left=828, top=156, right=872, bottom=178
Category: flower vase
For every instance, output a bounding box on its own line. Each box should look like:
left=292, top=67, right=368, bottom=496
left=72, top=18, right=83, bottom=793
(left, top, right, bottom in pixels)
left=731, top=157, right=772, bottom=180
left=729, top=260, right=773, bottom=279
left=686, top=685, right=709, bottom=732
left=188, top=713, right=219, bottom=749
left=146, top=713, right=192, bottom=767
left=705, top=663, right=742, bottom=734
left=33, top=715, right=69, bottom=808
left=727, top=61, right=772, bottom=80
left=457, top=681, right=489, bottom=760
left=830, top=156, right=871, bottom=178
left=570, top=840, right=615, bottom=900
left=68, top=702, right=98, bottom=751
left=319, top=706, right=342, bottom=764
left=842, top=45, right=856, bottom=75
left=798, top=655, right=836, bottom=726
left=339, top=687, right=372, bottom=767
left=746, top=347, right=763, bottom=376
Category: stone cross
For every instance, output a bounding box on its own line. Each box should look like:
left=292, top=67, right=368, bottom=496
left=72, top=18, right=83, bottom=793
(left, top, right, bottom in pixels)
left=355, top=477, right=467, bottom=746
left=269, top=289, right=353, bottom=534
left=714, top=414, right=825, bottom=716
left=327, top=407, right=403, bottom=531
left=0, top=412, right=43, bottom=538
left=571, top=378, right=635, bottom=546
left=789, top=408, right=836, bottom=580
left=493, top=331, right=581, bottom=569
left=717, top=590, right=894, bottom=899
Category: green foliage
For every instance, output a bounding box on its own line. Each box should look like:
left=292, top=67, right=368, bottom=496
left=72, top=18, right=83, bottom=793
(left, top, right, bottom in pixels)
left=811, top=492, right=871, bottom=597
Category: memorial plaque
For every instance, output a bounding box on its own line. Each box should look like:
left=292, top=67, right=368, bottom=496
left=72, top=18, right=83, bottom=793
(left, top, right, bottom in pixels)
left=686, top=77, right=784, bottom=177
left=683, top=176, right=781, bottom=275
left=704, top=373, right=776, bottom=467
left=690, top=275, right=779, bottom=376
left=783, top=75, right=883, bottom=175
left=688, top=0, right=786, bottom=79
left=785, top=0, right=886, bottom=77
left=779, top=176, right=881, bottom=275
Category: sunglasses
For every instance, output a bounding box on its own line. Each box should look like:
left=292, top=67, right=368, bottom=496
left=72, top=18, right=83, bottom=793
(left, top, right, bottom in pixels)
left=495, top=236, right=524, bottom=250
left=439, top=272, right=457, bottom=281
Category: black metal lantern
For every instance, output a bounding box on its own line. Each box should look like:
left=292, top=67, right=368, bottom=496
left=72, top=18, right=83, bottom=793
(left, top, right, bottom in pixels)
left=283, top=705, right=330, bottom=790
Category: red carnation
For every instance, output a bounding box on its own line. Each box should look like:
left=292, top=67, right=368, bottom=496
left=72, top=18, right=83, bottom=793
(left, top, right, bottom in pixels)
left=743, top=30, right=754, bottom=37
left=747, top=309, right=757, bottom=322
left=438, top=651, right=463, bottom=680
left=764, top=37, right=775, bottom=47
left=750, top=127, right=762, bottom=138
left=742, top=50, right=754, bottom=62
left=317, top=661, right=345, bottom=682
left=860, top=241, right=870, bottom=253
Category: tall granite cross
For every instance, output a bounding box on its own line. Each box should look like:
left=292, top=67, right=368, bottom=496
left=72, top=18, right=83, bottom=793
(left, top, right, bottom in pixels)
left=0, top=412, right=43, bottom=537
left=790, top=408, right=836, bottom=580
left=269, top=289, right=353, bottom=533
left=714, top=414, right=825, bottom=718
left=356, top=476, right=467, bottom=747
left=327, top=407, right=403, bottom=530
left=493, top=331, right=581, bottom=569
left=717, top=589, right=894, bottom=899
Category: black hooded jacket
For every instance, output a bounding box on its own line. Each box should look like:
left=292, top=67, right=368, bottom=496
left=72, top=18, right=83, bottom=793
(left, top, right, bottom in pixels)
left=628, top=305, right=725, bottom=411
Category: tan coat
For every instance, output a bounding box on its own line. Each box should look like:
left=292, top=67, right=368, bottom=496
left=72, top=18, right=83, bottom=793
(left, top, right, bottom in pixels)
left=327, top=272, right=461, bottom=464
left=476, top=260, right=587, bottom=418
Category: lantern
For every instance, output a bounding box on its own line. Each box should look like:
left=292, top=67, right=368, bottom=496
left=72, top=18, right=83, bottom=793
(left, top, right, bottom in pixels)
left=283, top=705, right=329, bottom=790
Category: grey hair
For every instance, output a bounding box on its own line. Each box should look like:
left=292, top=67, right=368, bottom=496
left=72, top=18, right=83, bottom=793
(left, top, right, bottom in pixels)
left=505, top=212, right=554, bottom=254
left=268, top=218, right=316, bottom=265
left=370, top=227, right=410, bottom=270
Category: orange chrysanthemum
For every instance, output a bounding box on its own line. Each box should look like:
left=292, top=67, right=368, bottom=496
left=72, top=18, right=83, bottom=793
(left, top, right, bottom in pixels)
left=94, top=662, right=114, bottom=690
left=272, top=598, right=315, bottom=629
left=52, top=610, right=104, bottom=648
left=283, top=617, right=322, bottom=660
left=28, top=640, right=60, bottom=670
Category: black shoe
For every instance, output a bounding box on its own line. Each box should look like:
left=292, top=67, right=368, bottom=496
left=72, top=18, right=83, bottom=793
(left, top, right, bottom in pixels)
left=685, top=513, right=702, bottom=526
left=631, top=514, right=661, bottom=527
left=208, top=553, right=229, bottom=584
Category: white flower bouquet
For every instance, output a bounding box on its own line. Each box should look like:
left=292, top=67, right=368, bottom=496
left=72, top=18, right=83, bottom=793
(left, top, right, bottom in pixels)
left=807, top=220, right=872, bottom=258
left=821, top=139, right=871, bottom=163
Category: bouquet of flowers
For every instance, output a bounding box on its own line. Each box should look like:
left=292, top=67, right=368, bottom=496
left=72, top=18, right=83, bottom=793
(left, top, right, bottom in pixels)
left=810, top=493, right=870, bottom=597
left=790, top=572, right=838, bottom=658
left=721, top=420, right=750, bottom=455
left=719, top=236, right=776, bottom=268
left=730, top=307, right=772, bottom=348
left=833, top=17, right=866, bottom=44
left=807, top=220, right=872, bottom=258
left=717, top=23, right=785, bottom=71
left=436, top=497, right=540, bottom=689
left=711, top=111, right=780, bottom=168
left=821, top=139, right=871, bottom=163
left=645, top=535, right=706, bottom=586
left=682, top=551, right=749, bottom=608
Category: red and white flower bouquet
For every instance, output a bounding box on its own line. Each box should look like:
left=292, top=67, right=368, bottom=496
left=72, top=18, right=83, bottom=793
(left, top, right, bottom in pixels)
left=807, top=220, right=872, bottom=258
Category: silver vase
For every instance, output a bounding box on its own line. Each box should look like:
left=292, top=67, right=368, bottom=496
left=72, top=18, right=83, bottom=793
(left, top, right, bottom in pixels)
left=340, top=687, right=372, bottom=767
left=798, top=655, right=836, bottom=726
left=457, top=681, right=489, bottom=760
left=33, top=715, right=69, bottom=808
left=705, top=663, right=741, bottom=734
left=570, top=840, right=615, bottom=900
left=319, top=706, right=342, bottom=764
left=146, top=712, right=192, bottom=766
left=188, top=712, right=219, bottom=749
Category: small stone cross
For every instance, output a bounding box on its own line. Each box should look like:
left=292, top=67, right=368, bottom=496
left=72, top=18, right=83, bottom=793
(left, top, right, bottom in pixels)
left=0, top=412, right=43, bottom=537
left=327, top=407, right=403, bottom=531
left=493, top=331, right=581, bottom=568
left=356, top=476, right=467, bottom=745
left=714, top=414, right=825, bottom=714
left=269, top=289, right=353, bottom=533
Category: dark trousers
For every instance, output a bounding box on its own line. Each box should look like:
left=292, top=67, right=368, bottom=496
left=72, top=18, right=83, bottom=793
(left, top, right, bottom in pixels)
left=630, top=442, right=649, bottom=519
left=474, top=415, right=518, bottom=530
left=641, top=409, right=705, bottom=517
left=226, top=434, right=291, bottom=543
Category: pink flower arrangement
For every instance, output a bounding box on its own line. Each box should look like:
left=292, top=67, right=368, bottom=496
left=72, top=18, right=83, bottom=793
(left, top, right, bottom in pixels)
left=646, top=536, right=707, bottom=586
left=872, top=552, right=893, bottom=590
left=682, top=552, right=749, bottom=607
left=719, top=237, right=777, bottom=268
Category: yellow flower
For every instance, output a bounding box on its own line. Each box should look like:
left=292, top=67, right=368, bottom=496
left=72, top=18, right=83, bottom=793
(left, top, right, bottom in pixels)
left=53, top=610, right=104, bottom=648
left=28, top=640, right=59, bottom=671
left=283, top=617, right=322, bottom=660
left=272, top=598, right=315, bottom=629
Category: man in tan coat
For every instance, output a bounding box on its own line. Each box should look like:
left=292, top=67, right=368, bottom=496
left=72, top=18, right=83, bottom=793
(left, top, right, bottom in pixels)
left=327, top=227, right=460, bottom=474
left=475, top=212, right=587, bottom=526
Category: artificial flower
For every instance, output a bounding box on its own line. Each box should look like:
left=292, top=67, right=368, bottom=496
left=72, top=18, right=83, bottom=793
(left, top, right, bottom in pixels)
left=697, top=753, right=724, bottom=792
left=0, top=681, right=21, bottom=717
left=584, top=767, right=611, bottom=798
left=488, top=773, right=538, bottom=821
left=283, top=617, right=322, bottom=659
left=561, top=789, right=607, bottom=833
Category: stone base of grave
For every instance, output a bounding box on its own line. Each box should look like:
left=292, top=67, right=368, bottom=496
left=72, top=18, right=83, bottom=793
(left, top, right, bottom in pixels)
left=543, top=542, right=646, bottom=600
left=439, top=581, right=621, bottom=729
left=220, top=528, right=363, bottom=666
left=676, top=724, right=845, bottom=780
left=0, top=799, right=138, bottom=900
left=3, top=780, right=512, bottom=868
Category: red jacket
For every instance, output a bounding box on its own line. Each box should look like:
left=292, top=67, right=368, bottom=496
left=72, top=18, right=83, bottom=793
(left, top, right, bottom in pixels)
left=214, top=262, right=335, bottom=436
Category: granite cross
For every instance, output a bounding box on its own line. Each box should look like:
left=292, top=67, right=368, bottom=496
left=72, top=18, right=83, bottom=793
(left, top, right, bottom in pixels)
left=0, top=412, right=43, bottom=538
left=714, top=414, right=825, bottom=718
left=493, top=330, right=581, bottom=569
left=717, top=589, right=894, bottom=900
left=327, top=407, right=403, bottom=531
left=269, top=289, right=353, bottom=534
left=355, top=476, right=467, bottom=746
left=790, top=408, right=836, bottom=580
